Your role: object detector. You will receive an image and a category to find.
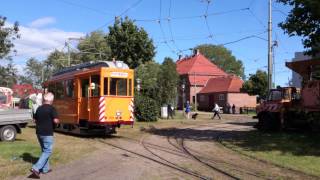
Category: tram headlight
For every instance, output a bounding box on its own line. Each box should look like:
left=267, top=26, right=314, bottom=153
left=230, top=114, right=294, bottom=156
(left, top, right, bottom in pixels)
left=116, top=111, right=122, bottom=117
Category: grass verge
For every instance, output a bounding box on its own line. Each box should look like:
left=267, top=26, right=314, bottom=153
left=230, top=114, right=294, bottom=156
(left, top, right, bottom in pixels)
left=221, top=131, right=320, bottom=177
left=0, top=126, right=97, bottom=180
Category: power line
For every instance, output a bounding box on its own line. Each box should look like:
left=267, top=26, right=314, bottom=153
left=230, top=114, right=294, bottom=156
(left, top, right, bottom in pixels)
left=55, top=0, right=114, bottom=15
left=93, top=0, right=144, bottom=31
left=133, top=8, right=249, bottom=22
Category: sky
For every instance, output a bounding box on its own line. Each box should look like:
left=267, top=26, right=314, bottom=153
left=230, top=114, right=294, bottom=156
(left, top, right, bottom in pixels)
left=0, top=0, right=306, bottom=86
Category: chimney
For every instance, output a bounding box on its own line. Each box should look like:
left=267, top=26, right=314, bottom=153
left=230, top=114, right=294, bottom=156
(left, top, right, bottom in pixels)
left=178, top=54, right=182, bottom=60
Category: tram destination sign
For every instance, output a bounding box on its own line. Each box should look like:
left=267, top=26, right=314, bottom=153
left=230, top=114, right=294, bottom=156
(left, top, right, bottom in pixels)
left=110, top=72, right=128, bottom=78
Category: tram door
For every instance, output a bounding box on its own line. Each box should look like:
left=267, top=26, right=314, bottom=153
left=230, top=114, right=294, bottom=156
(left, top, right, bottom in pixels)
left=79, top=78, right=90, bottom=120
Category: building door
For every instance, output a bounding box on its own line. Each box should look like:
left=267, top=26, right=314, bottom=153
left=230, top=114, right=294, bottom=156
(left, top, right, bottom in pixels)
left=209, top=94, right=215, bottom=110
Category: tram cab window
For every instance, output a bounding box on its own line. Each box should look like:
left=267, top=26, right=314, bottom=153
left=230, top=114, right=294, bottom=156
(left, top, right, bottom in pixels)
left=104, top=78, right=108, bottom=95
left=66, top=80, right=74, bottom=98
left=110, top=78, right=127, bottom=96
left=55, top=82, right=64, bottom=99
left=91, top=75, right=100, bottom=97
left=81, top=79, right=89, bottom=97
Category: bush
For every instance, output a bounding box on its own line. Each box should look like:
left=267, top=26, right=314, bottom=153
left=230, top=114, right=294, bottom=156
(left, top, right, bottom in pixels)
left=134, top=94, right=159, bottom=122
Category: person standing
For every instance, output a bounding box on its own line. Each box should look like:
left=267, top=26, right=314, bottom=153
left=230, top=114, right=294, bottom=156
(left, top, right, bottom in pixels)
left=185, top=101, right=191, bottom=119
left=167, top=104, right=174, bottom=119
left=232, top=104, right=236, bottom=114
left=30, top=92, right=59, bottom=178
left=212, top=103, right=221, bottom=120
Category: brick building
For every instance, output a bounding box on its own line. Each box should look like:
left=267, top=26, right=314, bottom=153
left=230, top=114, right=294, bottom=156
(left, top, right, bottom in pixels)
left=176, top=51, right=256, bottom=111
left=176, top=51, right=227, bottom=109
left=197, top=75, right=256, bottom=112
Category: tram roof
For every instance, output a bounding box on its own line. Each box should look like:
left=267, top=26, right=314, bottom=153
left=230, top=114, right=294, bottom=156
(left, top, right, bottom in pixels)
left=52, top=61, right=129, bottom=76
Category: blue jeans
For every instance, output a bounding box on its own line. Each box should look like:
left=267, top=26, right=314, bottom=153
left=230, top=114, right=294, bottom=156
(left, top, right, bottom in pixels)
left=32, top=135, right=53, bottom=173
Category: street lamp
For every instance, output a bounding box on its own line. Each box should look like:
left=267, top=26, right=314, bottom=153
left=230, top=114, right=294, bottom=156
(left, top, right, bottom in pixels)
left=181, top=81, right=185, bottom=111
left=136, top=78, right=141, bottom=94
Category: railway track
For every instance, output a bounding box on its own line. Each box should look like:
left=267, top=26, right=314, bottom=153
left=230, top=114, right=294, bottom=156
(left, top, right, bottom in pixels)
left=94, top=121, right=264, bottom=179
left=95, top=120, right=315, bottom=179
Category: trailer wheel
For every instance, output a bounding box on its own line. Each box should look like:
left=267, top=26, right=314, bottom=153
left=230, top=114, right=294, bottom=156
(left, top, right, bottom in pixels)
left=0, top=125, right=17, bottom=142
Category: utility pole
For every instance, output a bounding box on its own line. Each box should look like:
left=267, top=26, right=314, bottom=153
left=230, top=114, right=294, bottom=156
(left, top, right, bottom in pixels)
left=67, top=37, right=83, bottom=67
left=67, top=40, right=71, bottom=67
left=194, top=72, right=197, bottom=111
left=268, top=0, right=273, bottom=90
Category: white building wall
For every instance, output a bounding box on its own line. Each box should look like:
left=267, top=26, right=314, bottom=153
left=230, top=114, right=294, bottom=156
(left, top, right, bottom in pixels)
left=292, top=52, right=311, bottom=88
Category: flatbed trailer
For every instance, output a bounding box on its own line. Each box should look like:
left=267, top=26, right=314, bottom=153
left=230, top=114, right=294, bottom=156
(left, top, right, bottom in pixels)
left=0, top=109, right=32, bottom=141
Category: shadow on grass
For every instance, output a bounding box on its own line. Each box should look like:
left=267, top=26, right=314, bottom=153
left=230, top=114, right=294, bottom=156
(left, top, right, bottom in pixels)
left=226, top=121, right=257, bottom=127
left=20, top=153, right=38, bottom=164
left=146, top=126, right=320, bottom=157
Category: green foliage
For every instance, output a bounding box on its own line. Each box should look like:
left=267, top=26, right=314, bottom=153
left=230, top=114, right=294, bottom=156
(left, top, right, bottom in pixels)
left=241, top=70, right=268, bottom=98
left=158, top=57, right=179, bottom=106
left=77, top=30, right=111, bottom=62
left=195, top=44, right=245, bottom=79
left=107, top=17, right=155, bottom=69
left=135, top=61, right=161, bottom=98
left=0, top=16, right=19, bottom=60
left=277, top=0, right=320, bottom=56
left=24, top=58, right=44, bottom=87
left=0, top=60, right=18, bottom=87
left=134, top=94, right=159, bottom=121
left=134, top=61, right=161, bottom=121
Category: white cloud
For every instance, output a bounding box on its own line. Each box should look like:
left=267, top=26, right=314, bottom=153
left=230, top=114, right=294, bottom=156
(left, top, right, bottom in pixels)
left=10, top=21, right=84, bottom=59
left=29, top=17, right=56, bottom=28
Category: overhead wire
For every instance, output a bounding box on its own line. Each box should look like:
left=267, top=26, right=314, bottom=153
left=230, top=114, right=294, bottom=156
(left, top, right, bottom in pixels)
left=158, top=0, right=177, bottom=54
left=93, top=0, right=144, bottom=31
left=55, top=0, right=114, bottom=15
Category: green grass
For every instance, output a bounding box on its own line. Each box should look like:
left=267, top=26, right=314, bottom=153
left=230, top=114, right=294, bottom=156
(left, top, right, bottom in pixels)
left=0, top=126, right=97, bottom=180
left=221, top=131, right=320, bottom=177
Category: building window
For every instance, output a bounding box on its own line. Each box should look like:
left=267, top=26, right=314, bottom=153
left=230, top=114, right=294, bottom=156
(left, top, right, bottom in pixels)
left=218, top=94, right=224, bottom=101
left=199, top=95, right=206, bottom=102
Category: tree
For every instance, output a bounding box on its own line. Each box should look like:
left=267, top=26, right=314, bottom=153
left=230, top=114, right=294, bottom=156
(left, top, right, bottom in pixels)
left=241, top=70, right=268, bottom=99
left=77, top=31, right=111, bottom=62
left=107, top=17, right=155, bottom=68
left=0, top=59, right=18, bottom=87
left=134, top=61, right=161, bottom=121
left=0, top=16, right=19, bottom=60
left=277, top=0, right=320, bottom=56
left=25, top=57, right=44, bottom=87
left=158, top=57, right=179, bottom=106
left=195, top=44, right=245, bottom=79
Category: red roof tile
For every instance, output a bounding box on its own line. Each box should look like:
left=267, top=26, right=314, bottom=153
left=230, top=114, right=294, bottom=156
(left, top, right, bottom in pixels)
left=176, top=53, right=227, bottom=76
left=199, top=75, right=243, bottom=94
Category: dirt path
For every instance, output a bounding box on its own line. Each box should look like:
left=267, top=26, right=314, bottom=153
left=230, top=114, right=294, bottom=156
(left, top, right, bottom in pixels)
left=14, top=118, right=316, bottom=180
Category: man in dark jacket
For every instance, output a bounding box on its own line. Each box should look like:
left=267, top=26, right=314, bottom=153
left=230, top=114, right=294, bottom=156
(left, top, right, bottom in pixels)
left=30, top=92, right=59, bottom=178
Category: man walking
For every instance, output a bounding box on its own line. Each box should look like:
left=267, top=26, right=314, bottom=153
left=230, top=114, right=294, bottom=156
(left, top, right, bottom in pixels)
left=30, top=92, right=59, bottom=178
left=212, top=103, right=221, bottom=120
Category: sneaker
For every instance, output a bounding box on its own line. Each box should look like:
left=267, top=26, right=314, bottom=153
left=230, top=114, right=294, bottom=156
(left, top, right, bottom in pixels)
left=30, top=168, right=40, bottom=179
left=42, top=169, right=52, bottom=174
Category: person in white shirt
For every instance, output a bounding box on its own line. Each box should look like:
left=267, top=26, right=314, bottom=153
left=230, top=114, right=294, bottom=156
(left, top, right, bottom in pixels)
left=212, top=103, right=221, bottom=120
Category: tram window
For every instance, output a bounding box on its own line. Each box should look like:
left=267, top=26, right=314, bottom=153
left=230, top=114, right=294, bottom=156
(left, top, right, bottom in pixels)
left=81, top=79, right=89, bottom=97
left=104, top=78, right=108, bottom=95
left=66, top=80, right=74, bottom=98
left=128, top=79, right=132, bottom=96
left=91, top=75, right=100, bottom=97
left=48, top=83, right=55, bottom=94
left=55, top=82, right=64, bottom=99
left=110, top=78, right=127, bottom=96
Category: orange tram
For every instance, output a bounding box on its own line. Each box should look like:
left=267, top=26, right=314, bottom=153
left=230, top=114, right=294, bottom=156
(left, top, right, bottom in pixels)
left=43, top=61, right=134, bottom=135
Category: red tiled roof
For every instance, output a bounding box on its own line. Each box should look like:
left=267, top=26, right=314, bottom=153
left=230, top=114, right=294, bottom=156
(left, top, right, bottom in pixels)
left=176, top=53, right=227, bottom=76
left=199, top=75, right=243, bottom=94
